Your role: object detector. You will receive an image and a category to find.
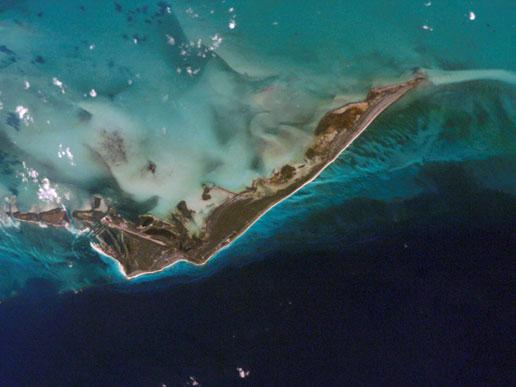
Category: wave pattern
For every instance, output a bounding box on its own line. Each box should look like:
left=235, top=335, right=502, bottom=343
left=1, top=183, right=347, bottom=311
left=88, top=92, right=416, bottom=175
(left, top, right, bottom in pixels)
left=0, top=0, right=515, bottom=296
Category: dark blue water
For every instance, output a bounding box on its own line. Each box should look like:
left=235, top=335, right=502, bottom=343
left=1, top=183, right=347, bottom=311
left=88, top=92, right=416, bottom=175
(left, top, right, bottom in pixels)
left=0, top=1, right=515, bottom=385
left=1, top=164, right=514, bottom=385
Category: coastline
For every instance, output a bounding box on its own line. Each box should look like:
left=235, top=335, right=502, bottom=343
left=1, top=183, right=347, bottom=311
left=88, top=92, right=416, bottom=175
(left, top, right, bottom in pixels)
left=12, top=74, right=427, bottom=279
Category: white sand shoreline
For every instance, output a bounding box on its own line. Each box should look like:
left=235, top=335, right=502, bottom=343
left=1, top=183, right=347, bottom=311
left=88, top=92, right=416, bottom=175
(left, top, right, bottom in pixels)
left=96, top=76, right=425, bottom=280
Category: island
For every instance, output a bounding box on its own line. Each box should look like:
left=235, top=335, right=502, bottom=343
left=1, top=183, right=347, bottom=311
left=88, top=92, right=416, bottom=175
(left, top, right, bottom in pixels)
left=11, top=74, right=427, bottom=278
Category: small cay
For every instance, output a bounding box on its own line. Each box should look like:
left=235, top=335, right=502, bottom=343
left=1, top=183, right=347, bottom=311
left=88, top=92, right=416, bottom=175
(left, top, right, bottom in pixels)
left=12, top=74, right=427, bottom=278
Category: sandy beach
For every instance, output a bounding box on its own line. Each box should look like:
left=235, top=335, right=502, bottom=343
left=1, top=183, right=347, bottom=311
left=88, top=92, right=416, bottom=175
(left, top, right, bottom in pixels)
left=13, top=74, right=427, bottom=279
left=81, top=74, right=427, bottom=278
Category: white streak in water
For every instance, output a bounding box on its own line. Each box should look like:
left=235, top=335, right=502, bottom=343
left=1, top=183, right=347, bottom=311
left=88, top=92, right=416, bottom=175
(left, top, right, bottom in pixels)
left=426, top=69, right=516, bottom=86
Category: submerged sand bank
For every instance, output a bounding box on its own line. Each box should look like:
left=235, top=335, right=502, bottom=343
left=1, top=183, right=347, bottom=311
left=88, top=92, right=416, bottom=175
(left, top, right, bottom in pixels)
left=12, top=74, right=427, bottom=278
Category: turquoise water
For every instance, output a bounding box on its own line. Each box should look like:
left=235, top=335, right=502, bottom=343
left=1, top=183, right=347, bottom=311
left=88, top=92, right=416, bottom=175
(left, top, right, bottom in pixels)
left=0, top=0, right=515, bottom=298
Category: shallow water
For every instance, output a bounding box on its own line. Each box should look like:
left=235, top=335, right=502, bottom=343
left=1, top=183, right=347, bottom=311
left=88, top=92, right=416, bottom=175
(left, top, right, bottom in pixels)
left=0, top=1, right=514, bottom=384
left=0, top=0, right=514, bottom=296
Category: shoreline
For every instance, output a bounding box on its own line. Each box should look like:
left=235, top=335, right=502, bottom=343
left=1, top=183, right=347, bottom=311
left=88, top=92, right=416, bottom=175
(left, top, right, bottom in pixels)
left=92, top=105, right=397, bottom=281
left=12, top=74, right=427, bottom=279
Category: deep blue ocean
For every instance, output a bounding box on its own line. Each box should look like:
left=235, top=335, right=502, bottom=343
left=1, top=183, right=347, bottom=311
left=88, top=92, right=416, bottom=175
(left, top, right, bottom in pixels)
left=0, top=0, right=515, bottom=385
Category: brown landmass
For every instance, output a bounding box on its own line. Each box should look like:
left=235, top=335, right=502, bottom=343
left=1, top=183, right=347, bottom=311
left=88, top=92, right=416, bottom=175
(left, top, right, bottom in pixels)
left=12, top=207, right=69, bottom=227
left=12, top=74, right=427, bottom=278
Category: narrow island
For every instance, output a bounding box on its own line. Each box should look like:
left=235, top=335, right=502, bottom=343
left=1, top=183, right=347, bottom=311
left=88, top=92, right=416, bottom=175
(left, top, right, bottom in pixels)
left=11, top=74, right=427, bottom=278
